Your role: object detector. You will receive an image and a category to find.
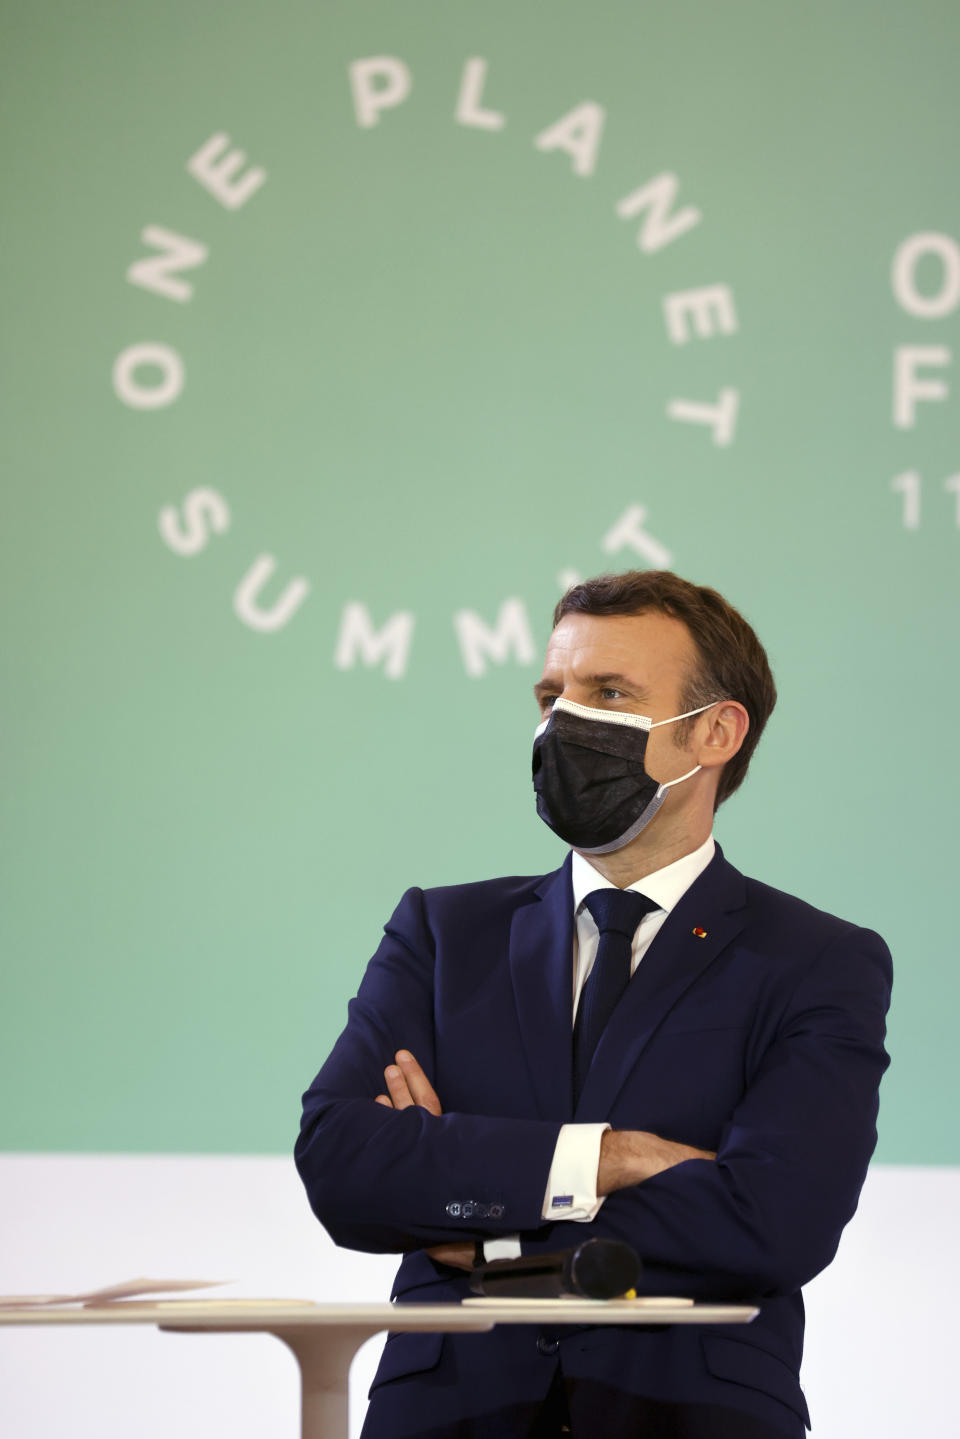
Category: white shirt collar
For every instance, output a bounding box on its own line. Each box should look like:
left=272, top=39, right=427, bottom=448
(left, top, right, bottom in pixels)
left=570, top=834, right=716, bottom=915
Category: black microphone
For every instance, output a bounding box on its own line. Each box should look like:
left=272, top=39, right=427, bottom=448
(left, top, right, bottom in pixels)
left=469, top=1237, right=641, bottom=1300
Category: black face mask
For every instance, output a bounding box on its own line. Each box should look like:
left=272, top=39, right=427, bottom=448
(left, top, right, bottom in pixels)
left=531, top=697, right=715, bottom=854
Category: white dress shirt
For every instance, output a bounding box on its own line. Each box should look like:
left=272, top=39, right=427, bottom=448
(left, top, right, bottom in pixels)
left=483, top=835, right=716, bottom=1262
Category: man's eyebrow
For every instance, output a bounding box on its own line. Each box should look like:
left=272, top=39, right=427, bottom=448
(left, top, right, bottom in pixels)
left=533, top=672, right=649, bottom=700
left=589, top=672, right=646, bottom=692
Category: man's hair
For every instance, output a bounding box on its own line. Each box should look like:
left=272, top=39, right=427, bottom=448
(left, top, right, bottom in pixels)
left=553, top=570, right=777, bottom=807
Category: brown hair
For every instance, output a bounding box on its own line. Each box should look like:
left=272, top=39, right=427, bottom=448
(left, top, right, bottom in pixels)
left=553, top=571, right=776, bottom=807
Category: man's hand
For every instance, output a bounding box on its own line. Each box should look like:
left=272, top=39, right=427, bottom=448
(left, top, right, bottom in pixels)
left=426, top=1243, right=475, bottom=1270
left=425, top=1131, right=715, bottom=1268
left=597, top=1129, right=716, bottom=1195
left=375, top=1049, right=442, bottom=1116
left=375, top=1050, right=473, bottom=1267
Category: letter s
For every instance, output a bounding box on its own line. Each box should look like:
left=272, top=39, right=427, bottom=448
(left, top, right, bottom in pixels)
left=158, top=487, right=231, bottom=556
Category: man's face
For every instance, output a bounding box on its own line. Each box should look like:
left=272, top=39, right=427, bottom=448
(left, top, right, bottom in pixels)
left=534, top=610, right=701, bottom=788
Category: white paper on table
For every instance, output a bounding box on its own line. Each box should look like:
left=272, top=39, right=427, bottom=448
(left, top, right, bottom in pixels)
left=461, top=1295, right=695, bottom=1307
left=0, top=1278, right=229, bottom=1308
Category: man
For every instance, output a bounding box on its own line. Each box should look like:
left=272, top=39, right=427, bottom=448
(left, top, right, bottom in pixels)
left=295, top=571, right=891, bottom=1438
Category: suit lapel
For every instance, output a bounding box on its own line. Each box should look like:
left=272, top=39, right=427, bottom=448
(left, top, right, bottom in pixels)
left=574, top=848, right=748, bottom=1121
left=509, top=856, right=574, bottom=1122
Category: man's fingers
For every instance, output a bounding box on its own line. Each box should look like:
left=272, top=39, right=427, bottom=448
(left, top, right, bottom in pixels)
left=378, top=1050, right=444, bottom=1115
left=384, top=1065, right=414, bottom=1109
left=396, top=1050, right=443, bottom=1116
left=426, top=1243, right=475, bottom=1271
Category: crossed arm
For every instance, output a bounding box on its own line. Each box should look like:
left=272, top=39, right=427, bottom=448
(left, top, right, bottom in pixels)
left=297, top=888, right=891, bottom=1297
left=376, top=1047, right=716, bottom=1269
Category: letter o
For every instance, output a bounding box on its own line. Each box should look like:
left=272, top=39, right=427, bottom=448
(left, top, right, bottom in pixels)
left=892, top=232, right=960, bottom=319
left=112, top=342, right=185, bottom=409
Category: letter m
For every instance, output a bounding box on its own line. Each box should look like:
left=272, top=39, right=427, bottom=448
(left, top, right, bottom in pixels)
left=334, top=603, right=414, bottom=680
left=454, top=599, right=535, bottom=678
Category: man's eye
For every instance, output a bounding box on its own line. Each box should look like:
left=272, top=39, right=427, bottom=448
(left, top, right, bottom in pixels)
left=600, top=688, right=623, bottom=700
left=539, top=695, right=557, bottom=710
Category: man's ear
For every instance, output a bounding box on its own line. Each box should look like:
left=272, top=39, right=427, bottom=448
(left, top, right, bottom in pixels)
left=696, top=702, right=749, bottom=771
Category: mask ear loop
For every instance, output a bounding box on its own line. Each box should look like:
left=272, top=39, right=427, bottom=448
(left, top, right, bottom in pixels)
left=654, top=763, right=701, bottom=797
left=648, top=699, right=726, bottom=728
left=649, top=699, right=727, bottom=793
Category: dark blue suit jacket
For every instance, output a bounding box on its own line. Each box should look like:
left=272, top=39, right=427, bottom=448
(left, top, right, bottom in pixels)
left=296, top=848, right=892, bottom=1437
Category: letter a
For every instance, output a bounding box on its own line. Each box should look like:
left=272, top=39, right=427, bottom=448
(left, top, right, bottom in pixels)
left=534, top=102, right=605, bottom=177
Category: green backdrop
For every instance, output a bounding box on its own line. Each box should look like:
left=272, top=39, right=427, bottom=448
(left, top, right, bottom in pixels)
left=3, top=0, right=958, bottom=1161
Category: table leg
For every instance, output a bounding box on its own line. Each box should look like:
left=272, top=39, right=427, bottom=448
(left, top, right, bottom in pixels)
left=269, top=1323, right=381, bottom=1439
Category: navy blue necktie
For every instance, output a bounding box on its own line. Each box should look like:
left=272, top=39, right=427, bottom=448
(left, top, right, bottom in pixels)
left=572, top=888, right=660, bottom=1104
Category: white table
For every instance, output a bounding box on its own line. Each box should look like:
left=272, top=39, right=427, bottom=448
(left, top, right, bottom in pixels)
left=0, top=1298, right=758, bottom=1438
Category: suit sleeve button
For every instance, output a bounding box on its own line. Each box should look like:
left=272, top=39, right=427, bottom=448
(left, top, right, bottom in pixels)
left=536, top=1334, right=559, bottom=1356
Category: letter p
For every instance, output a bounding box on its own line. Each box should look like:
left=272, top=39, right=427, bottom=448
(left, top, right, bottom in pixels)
left=350, top=57, right=412, bottom=128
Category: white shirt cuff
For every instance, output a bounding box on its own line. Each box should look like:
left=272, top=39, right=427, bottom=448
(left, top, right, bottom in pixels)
left=482, top=1236, right=523, bottom=1262
left=541, top=1122, right=611, bottom=1222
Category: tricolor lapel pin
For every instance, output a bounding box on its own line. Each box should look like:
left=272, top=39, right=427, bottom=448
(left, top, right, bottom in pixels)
left=692, top=926, right=708, bottom=939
